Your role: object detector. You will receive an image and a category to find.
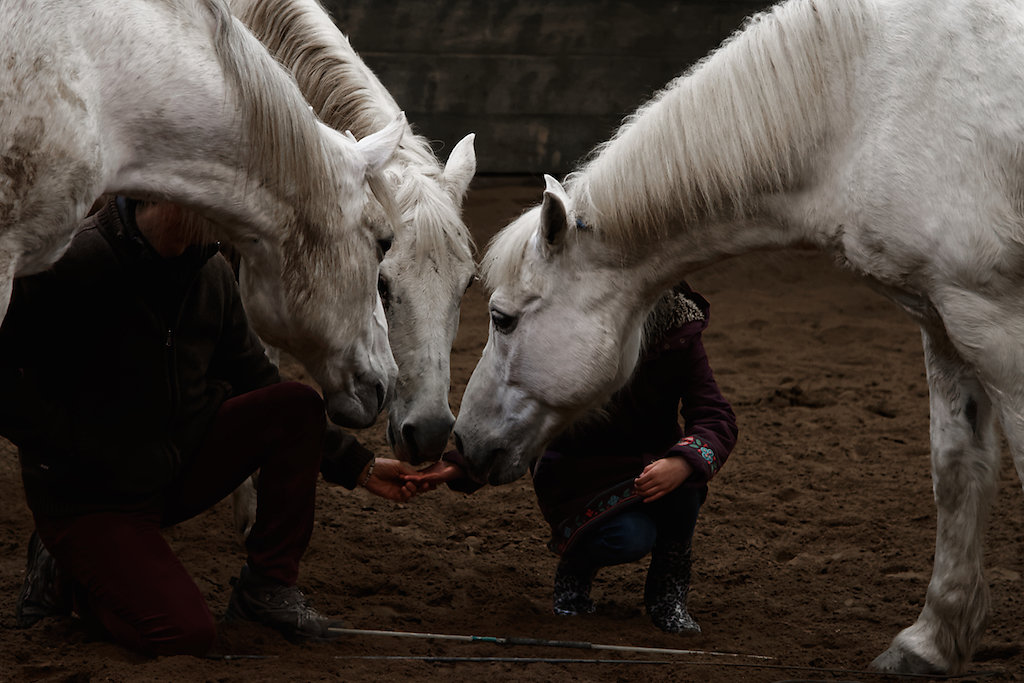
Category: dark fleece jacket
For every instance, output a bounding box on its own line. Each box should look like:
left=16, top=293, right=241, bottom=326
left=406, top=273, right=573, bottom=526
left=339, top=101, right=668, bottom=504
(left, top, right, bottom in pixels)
left=0, top=198, right=370, bottom=517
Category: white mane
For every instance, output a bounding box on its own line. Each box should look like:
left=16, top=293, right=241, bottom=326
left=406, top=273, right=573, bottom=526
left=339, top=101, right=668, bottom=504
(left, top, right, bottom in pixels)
left=567, top=0, right=877, bottom=245
left=236, top=0, right=474, bottom=267
left=203, top=0, right=340, bottom=229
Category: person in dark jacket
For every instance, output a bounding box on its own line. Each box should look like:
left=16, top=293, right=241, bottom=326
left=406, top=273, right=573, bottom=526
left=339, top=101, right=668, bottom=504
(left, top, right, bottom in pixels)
left=406, top=283, right=738, bottom=634
left=4, top=197, right=418, bottom=656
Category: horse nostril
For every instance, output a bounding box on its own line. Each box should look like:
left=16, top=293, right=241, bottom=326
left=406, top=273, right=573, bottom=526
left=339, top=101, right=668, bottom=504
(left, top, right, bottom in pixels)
left=375, top=382, right=387, bottom=412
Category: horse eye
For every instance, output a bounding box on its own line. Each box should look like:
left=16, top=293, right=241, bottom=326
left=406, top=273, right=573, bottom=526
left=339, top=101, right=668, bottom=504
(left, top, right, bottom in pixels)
left=377, top=237, right=392, bottom=261
left=490, top=308, right=517, bottom=334
left=378, top=274, right=391, bottom=312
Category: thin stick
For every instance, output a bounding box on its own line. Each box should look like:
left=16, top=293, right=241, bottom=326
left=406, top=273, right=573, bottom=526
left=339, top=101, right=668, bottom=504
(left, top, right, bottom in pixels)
left=326, top=626, right=773, bottom=661
left=334, top=654, right=1001, bottom=679
left=339, top=656, right=676, bottom=665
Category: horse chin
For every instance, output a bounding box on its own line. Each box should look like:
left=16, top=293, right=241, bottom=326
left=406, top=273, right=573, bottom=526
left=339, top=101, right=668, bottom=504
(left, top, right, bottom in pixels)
left=461, top=446, right=530, bottom=486
left=486, top=460, right=528, bottom=486
left=325, top=390, right=381, bottom=429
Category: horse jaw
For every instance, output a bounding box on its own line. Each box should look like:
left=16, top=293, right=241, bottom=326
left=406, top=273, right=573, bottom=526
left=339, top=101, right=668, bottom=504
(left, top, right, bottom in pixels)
left=320, top=295, right=397, bottom=428
left=238, top=239, right=397, bottom=429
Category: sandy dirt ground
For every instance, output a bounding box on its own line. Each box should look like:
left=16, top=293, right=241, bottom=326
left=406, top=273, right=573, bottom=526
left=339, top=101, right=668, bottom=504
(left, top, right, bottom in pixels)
left=1, top=177, right=1022, bottom=682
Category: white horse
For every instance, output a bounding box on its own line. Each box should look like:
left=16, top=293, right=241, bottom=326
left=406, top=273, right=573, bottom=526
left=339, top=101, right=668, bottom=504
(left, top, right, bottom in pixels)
left=231, top=0, right=478, bottom=463
left=224, top=0, right=476, bottom=541
left=455, top=0, right=1024, bottom=675
left=0, top=0, right=404, bottom=428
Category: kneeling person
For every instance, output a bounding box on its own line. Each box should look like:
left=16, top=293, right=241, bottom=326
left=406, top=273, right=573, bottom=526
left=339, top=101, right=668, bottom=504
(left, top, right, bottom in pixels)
left=4, top=198, right=417, bottom=655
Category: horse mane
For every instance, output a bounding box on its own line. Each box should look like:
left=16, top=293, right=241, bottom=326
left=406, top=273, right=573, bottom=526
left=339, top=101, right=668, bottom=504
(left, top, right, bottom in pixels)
left=567, top=0, right=878, bottom=245
left=236, top=0, right=474, bottom=266
left=200, top=0, right=339, bottom=226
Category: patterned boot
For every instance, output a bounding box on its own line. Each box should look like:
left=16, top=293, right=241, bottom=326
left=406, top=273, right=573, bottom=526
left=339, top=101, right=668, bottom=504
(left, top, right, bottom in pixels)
left=644, top=540, right=700, bottom=634
left=551, top=558, right=596, bottom=616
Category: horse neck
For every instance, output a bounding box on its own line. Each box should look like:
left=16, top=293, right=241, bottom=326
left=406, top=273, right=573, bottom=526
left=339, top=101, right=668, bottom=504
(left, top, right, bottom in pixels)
left=233, top=0, right=469, bottom=262
left=572, top=0, right=875, bottom=272
left=99, top=0, right=341, bottom=242
left=233, top=0, right=403, bottom=137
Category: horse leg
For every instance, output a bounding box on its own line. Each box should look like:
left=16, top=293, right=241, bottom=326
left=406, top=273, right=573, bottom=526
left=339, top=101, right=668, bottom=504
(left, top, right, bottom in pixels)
left=872, top=324, right=1000, bottom=675
left=228, top=339, right=277, bottom=547
left=231, top=471, right=259, bottom=547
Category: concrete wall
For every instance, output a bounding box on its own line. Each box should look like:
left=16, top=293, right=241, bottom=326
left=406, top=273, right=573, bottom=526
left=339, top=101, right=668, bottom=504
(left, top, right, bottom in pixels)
left=320, top=1, right=773, bottom=174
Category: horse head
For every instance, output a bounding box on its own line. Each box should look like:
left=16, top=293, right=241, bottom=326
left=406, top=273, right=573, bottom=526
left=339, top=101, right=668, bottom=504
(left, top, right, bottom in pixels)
left=454, top=175, right=652, bottom=484
left=238, top=115, right=405, bottom=429
left=381, top=133, right=478, bottom=464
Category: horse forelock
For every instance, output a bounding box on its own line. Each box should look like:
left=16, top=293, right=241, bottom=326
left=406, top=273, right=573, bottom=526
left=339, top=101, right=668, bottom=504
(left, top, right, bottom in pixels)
left=570, top=0, right=877, bottom=247
left=481, top=207, right=543, bottom=292
left=393, top=165, right=476, bottom=271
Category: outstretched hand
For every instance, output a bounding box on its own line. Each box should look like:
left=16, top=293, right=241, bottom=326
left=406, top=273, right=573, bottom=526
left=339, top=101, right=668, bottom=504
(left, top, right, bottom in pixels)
left=634, top=456, right=693, bottom=502
left=401, top=459, right=466, bottom=493
left=362, top=458, right=420, bottom=502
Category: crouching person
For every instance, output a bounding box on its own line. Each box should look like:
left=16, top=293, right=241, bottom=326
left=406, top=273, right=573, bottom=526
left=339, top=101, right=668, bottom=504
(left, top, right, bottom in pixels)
left=407, top=283, right=737, bottom=634
left=4, top=197, right=417, bottom=656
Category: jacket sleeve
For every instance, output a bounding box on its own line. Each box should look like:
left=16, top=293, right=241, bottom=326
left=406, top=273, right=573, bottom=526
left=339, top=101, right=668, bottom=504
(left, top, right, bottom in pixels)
left=659, top=332, right=738, bottom=484
left=0, top=275, right=75, bottom=452
left=319, top=423, right=374, bottom=489
left=208, top=259, right=281, bottom=394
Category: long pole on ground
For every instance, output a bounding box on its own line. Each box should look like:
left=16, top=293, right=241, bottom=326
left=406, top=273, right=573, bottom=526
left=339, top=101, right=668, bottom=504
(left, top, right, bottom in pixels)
left=326, top=626, right=774, bottom=661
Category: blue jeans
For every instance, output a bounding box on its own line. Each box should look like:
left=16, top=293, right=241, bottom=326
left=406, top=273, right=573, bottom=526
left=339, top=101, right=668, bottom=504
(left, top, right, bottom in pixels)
left=564, top=485, right=706, bottom=570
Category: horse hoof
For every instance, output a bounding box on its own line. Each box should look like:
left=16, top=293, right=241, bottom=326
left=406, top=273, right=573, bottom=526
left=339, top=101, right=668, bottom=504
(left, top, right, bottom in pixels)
left=871, top=645, right=945, bottom=675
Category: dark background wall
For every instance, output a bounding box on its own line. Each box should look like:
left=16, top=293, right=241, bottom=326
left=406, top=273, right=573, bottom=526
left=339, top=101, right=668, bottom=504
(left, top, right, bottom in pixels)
left=320, top=1, right=774, bottom=174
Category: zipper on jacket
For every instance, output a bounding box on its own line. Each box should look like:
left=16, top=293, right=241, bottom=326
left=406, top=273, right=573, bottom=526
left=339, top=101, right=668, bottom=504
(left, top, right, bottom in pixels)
left=165, top=329, right=173, bottom=348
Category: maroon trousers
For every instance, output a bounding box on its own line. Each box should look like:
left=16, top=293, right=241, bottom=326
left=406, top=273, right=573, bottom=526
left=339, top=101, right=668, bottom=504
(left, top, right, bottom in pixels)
left=32, top=381, right=325, bottom=656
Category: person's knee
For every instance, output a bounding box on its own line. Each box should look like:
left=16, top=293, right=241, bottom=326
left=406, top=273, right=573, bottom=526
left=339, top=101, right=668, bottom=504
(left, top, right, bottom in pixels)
left=268, top=382, right=326, bottom=446
left=278, top=382, right=326, bottom=427
left=583, top=512, right=657, bottom=566
left=604, top=517, right=657, bottom=562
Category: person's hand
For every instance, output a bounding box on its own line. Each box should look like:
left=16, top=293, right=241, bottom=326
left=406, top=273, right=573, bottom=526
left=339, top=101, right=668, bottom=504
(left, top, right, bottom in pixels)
left=402, top=459, right=466, bottom=493
left=361, top=458, right=420, bottom=502
left=634, top=456, right=693, bottom=502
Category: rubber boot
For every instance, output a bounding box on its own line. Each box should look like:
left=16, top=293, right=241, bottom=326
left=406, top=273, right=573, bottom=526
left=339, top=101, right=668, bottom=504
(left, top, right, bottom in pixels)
left=552, top=558, right=596, bottom=616
left=644, top=540, right=700, bottom=634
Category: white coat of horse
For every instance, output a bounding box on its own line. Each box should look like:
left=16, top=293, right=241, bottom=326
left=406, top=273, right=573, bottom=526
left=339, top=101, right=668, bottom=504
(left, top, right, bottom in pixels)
left=231, top=0, right=478, bottom=463
left=455, top=0, right=1024, bottom=675
left=0, top=0, right=403, bottom=428
left=225, top=0, right=476, bottom=542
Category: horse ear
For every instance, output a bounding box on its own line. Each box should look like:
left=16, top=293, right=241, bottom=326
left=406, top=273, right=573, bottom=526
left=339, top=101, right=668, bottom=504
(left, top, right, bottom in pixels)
left=540, top=174, right=571, bottom=254
left=355, top=112, right=406, bottom=175
left=442, top=133, right=477, bottom=206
